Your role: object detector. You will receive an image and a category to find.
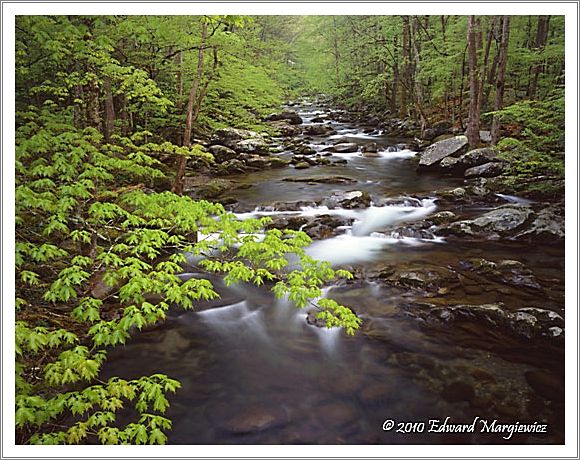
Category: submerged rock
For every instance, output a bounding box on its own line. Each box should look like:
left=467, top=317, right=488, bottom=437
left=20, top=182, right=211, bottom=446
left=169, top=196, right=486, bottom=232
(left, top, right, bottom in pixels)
left=411, top=302, right=564, bottom=341
left=281, top=175, right=356, bottom=184
left=222, top=406, right=289, bottom=434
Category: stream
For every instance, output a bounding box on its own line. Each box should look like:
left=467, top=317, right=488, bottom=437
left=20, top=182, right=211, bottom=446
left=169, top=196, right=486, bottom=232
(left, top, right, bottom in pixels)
left=102, top=99, right=565, bottom=444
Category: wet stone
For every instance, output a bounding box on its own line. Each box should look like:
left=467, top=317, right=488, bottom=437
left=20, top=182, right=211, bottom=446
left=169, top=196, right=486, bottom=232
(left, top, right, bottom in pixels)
left=525, top=370, right=564, bottom=402
left=317, top=401, right=358, bottom=428
left=358, top=382, right=393, bottom=405
left=441, top=381, right=475, bottom=403
left=222, top=406, right=289, bottom=434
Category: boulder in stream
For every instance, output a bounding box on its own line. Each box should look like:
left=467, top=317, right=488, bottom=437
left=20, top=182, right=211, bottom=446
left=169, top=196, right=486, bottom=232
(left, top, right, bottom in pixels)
left=303, top=124, right=336, bottom=136
left=208, top=144, right=237, bottom=163
left=331, top=190, right=372, bottom=209
left=265, top=110, right=303, bottom=125
left=464, top=162, right=504, bottom=178
left=324, top=142, right=359, bottom=153
left=417, top=135, right=469, bottom=170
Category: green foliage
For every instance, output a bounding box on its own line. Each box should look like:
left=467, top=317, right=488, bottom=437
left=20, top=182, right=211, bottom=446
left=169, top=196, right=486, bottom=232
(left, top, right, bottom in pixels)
left=490, top=88, right=564, bottom=178
left=14, top=19, right=360, bottom=442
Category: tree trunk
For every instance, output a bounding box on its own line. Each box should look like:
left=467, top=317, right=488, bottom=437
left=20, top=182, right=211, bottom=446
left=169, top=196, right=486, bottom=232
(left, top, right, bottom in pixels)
left=400, top=16, right=411, bottom=118
left=172, top=21, right=208, bottom=196
left=528, top=15, right=550, bottom=99
left=86, top=78, right=101, bottom=130
left=466, top=16, right=481, bottom=148
left=477, top=17, right=496, bottom=113
left=390, top=36, right=399, bottom=114
left=491, top=16, right=511, bottom=145
left=409, top=17, right=427, bottom=135
left=175, top=50, right=183, bottom=145
left=103, top=76, right=115, bottom=143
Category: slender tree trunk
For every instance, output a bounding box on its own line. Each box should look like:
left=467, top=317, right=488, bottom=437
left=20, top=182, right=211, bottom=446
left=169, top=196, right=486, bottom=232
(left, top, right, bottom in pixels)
left=175, top=50, right=183, bottom=145
left=172, top=21, right=208, bottom=195
left=400, top=16, right=411, bottom=118
left=491, top=16, right=511, bottom=145
left=391, top=36, right=399, bottom=114
left=528, top=15, right=550, bottom=99
left=466, top=16, right=482, bottom=147
left=103, top=76, right=115, bottom=143
left=409, top=17, right=427, bottom=135
left=86, top=78, right=101, bottom=130
left=477, top=17, right=496, bottom=113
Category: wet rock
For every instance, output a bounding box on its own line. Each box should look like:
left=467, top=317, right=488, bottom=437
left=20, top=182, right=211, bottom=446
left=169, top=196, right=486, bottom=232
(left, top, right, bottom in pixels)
left=469, top=367, right=496, bottom=384
left=413, top=302, right=564, bottom=341
left=268, top=157, right=291, bottom=168
left=438, top=205, right=534, bottom=238
left=470, top=396, right=494, bottom=409
left=514, top=205, right=564, bottom=243
left=441, top=381, right=475, bottom=403
left=430, top=211, right=457, bottom=225
left=362, top=142, right=378, bottom=153
left=382, top=265, right=458, bottom=292
left=216, top=158, right=246, bottom=175
left=282, top=175, right=356, bottom=185
left=188, top=178, right=235, bottom=198
left=358, top=383, right=393, bottom=405
left=236, top=138, right=271, bottom=156
left=267, top=216, right=309, bottom=231
left=525, top=370, right=564, bottom=402
left=479, top=130, right=492, bottom=143
left=460, top=258, right=542, bottom=290
left=417, top=135, right=469, bottom=170
left=265, top=110, right=303, bottom=125
left=306, top=310, right=326, bottom=328
left=465, top=162, right=504, bottom=178
left=223, top=406, right=289, bottom=434
left=303, top=124, right=336, bottom=136
left=269, top=120, right=300, bottom=136
left=210, top=127, right=257, bottom=149
left=294, top=161, right=310, bottom=169
left=303, top=214, right=353, bottom=239
left=294, top=144, right=317, bottom=155
left=317, top=402, right=358, bottom=428
left=325, top=142, right=359, bottom=153
left=335, top=190, right=371, bottom=209
left=472, top=205, right=533, bottom=233
left=245, top=155, right=271, bottom=169
left=208, top=144, right=237, bottom=163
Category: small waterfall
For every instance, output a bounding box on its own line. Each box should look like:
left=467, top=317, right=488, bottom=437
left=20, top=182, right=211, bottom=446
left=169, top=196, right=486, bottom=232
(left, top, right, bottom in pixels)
left=197, top=301, right=270, bottom=343
left=351, top=199, right=437, bottom=236
left=496, top=193, right=533, bottom=204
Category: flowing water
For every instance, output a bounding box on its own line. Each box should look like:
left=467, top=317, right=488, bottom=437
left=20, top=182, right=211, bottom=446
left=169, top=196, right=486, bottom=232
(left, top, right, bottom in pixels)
left=103, top=100, right=565, bottom=444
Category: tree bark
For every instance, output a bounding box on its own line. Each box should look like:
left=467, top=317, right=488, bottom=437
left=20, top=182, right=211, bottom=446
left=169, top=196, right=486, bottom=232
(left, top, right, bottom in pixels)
left=491, top=16, right=510, bottom=145
left=400, top=16, right=411, bottom=118
left=477, top=17, right=496, bottom=113
left=172, top=21, right=208, bottom=195
left=528, top=15, right=550, bottom=99
left=409, top=17, right=427, bottom=135
left=466, top=16, right=481, bottom=148
left=103, top=76, right=115, bottom=143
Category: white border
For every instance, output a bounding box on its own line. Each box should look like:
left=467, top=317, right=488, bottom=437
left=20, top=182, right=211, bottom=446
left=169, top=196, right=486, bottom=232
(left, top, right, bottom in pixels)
left=2, top=2, right=578, bottom=459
